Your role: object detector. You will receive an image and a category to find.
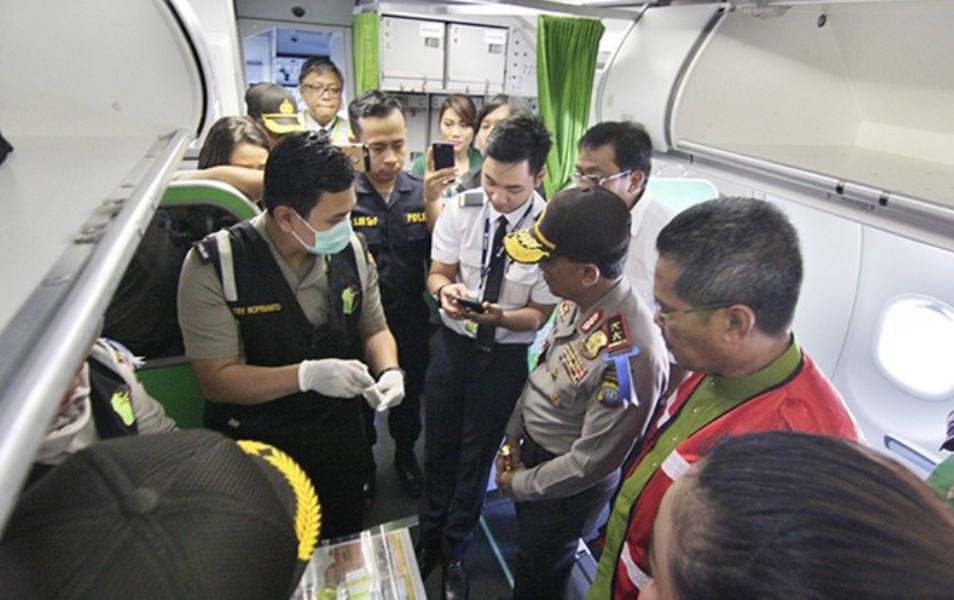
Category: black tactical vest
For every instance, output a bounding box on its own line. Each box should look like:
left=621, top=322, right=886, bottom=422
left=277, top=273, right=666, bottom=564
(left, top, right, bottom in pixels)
left=197, top=221, right=366, bottom=424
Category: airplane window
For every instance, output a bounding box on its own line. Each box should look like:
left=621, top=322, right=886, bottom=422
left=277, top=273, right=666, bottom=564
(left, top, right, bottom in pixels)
left=873, top=295, right=954, bottom=401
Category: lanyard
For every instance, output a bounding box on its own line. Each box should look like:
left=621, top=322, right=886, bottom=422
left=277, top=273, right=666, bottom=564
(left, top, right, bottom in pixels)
left=478, top=200, right=535, bottom=292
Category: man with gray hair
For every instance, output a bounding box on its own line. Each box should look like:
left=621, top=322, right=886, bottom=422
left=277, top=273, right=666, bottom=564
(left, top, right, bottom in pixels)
left=589, top=197, right=861, bottom=599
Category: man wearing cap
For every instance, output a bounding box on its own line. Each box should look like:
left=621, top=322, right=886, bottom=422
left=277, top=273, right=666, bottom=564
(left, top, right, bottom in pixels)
left=348, top=90, right=428, bottom=506
left=177, top=133, right=403, bottom=539
left=245, top=82, right=307, bottom=147
left=418, top=114, right=557, bottom=599
left=494, top=187, right=669, bottom=599
left=0, top=430, right=320, bottom=599
left=589, top=198, right=861, bottom=599
left=573, top=121, right=675, bottom=307
left=299, top=57, right=352, bottom=144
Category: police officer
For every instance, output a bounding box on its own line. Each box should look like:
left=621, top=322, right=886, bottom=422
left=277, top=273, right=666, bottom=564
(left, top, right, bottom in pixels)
left=348, top=91, right=429, bottom=503
left=495, top=187, right=670, bottom=599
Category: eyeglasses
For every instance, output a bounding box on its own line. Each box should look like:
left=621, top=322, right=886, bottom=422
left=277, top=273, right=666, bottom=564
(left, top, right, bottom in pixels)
left=570, top=170, right=632, bottom=188
left=300, top=83, right=342, bottom=97
left=653, top=301, right=735, bottom=325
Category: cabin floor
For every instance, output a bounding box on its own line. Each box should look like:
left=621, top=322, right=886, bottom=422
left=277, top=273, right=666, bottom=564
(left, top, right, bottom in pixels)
left=364, top=408, right=518, bottom=599
left=362, top=406, right=601, bottom=599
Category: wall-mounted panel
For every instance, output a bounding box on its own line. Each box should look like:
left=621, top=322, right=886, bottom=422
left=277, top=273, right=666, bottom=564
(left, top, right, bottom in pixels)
left=380, top=17, right=445, bottom=92
left=446, top=23, right=507, bottom=95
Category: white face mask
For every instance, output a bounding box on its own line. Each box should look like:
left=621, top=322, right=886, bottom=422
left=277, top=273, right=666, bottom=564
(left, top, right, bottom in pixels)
left=292, top=211, right=352, bottom=255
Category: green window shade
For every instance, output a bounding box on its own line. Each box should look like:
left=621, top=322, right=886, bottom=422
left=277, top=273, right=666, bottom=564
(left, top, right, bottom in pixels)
left=353, top=12, right=381, bottom=94
left=536, top=15, right=605, bottom=198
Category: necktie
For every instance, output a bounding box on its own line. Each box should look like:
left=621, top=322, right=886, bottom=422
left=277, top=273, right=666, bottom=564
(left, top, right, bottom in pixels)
left=476, top=216, right=509, bottom=350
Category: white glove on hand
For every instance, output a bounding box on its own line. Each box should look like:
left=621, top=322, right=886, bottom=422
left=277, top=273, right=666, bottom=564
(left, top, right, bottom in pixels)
left=362, top=369, right=406, bottom=412
left=298, top=359, right=375, bottom=398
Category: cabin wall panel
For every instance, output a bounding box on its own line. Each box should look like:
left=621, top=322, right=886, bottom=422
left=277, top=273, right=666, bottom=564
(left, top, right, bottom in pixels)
left=831, top=228, right=954, bottom=462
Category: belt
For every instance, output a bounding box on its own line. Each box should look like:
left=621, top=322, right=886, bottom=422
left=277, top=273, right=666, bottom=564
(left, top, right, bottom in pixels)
left=521, top=429, right=558, bottom=468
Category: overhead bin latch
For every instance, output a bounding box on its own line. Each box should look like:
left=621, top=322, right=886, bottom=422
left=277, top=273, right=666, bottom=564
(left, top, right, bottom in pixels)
left=74, top=197, right=127, bottom=244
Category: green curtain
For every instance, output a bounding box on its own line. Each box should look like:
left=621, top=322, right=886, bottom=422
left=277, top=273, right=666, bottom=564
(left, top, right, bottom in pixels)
left=536, top=15, right=605, bottom=197
left=352, top=12, right=380, bottom=94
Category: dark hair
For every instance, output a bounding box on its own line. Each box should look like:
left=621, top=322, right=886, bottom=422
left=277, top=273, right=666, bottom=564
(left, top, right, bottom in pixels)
left=298, top=57, right=344, bottom=85
left=347, top=90, right=405, bottom=137
left=579, top=121, right=652, bottom=184
left=666, top=431, right=954, bottom=599
left=440, top=94, right=477, bottom=131
left=476, top=94, right=530, bottom=128
left=484, top=114, right=552, bottom=176
left=262, top=132, right=353, bottom=215
left=198, top=116, right=269, bottom=169
left=656, top=197, right=802, bottom=335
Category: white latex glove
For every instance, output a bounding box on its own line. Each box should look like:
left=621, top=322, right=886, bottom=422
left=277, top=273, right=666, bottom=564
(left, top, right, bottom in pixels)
left=362, top=369, right=406, bottom=412
left=298, top=359, right=375, bottom=398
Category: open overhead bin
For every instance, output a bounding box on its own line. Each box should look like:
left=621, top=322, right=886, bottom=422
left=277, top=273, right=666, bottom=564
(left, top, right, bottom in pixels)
left=672, top=0, right=954, bottom=240
left=0, top=0, right=209, bottom=527
left=599, top=0, right=954, bottom=244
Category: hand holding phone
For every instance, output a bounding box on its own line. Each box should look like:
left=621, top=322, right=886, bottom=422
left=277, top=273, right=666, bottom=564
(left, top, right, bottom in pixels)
left=337, top=143, right=370, bottom=172
left=454, top=296, right=486, bottom=314
left=432, top=142, right=455, bottom=171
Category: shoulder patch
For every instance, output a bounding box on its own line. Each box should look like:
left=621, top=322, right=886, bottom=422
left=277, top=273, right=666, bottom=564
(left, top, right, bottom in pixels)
left=458, top=190, right=484, bottom=208
left=194, top=238, right=213, bottom=263
left=605, top=313, right=632, bottom=353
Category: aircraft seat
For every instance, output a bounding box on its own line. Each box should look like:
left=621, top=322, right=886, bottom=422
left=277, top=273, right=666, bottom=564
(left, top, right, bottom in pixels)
left=105, top=180, right=260, bottom=428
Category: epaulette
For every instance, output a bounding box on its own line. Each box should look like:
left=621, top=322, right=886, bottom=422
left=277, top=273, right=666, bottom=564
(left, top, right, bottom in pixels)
left=458, top=190, right=484, bottom=208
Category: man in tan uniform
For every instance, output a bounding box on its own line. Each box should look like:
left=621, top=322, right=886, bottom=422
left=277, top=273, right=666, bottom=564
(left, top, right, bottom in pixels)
left=496, top=187, right=669, bottom=599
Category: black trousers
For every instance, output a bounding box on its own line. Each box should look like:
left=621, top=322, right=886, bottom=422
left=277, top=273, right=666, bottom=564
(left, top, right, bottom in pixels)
left=206, top=398, right=368, bottom=540
left=419, top=327, right=529, bottom=560
left=364, top=322, right=430, bottom=454
left=512, top=434, right=618, bottom=599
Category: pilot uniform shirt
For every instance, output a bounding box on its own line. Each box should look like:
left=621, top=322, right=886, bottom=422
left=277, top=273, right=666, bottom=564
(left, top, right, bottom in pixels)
left=301, top=111, right=352, bottom=145
left=504, top=278, right=669, bottom=501
left=590, top=338, right=861, bottom=599
left=351, top=171, right=430, bottom=322
left=178, top=213, right=386, bottom=360
left=625, top=189, right=675, bottom=308
left=431, top=189, right=558, bottom=344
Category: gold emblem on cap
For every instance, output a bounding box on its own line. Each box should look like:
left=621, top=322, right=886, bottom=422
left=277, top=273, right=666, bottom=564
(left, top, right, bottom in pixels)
left=279, top=98, right=295, bottom=115
left=237, top=439, right=321, bottom=561
left=581, top=329, right=608, bottom=360
left=504, top=228, right=551, bottom=264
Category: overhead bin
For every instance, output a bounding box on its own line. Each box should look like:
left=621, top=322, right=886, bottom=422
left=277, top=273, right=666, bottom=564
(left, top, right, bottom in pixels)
left=668, top=1, right=954, bottom=239
left=0, top=0, right=208, bottom=527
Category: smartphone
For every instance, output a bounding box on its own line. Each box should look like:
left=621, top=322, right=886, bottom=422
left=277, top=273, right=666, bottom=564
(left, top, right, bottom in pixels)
left=432, top=142, right=455, bottom=170
left=455, top=296, right=486, bottom=314
left=337, top=143, right=370, bottom=173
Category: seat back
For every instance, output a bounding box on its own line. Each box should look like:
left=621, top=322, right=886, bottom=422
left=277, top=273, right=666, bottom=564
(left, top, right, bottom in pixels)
left=105, top=180, right=260, bottom=428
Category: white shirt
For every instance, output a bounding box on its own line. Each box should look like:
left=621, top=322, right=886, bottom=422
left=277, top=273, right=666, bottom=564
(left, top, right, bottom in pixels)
left=431, top=189, right=558, bottom=344
left=300, top=111, right=352, bottom=145
left=626, top=189, right=676, bottom=307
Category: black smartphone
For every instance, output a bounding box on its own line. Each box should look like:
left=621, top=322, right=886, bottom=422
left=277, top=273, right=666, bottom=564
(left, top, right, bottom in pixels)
left=455, top=297, right=486, bottom=314
left=337, top=143, right=370, bottom=172
left=432, top=142, right=455, bottom=170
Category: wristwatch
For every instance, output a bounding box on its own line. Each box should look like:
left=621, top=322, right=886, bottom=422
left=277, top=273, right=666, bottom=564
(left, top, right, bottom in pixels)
left=378, top=366, right=406, bottom=382
left=432, top=283, right=449, bottom=304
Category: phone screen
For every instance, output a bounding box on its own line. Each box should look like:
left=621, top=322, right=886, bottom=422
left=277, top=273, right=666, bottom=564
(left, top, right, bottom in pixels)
left=455, top=297, right=486, bottom=314
left=432, top=142, right=455, bottom=170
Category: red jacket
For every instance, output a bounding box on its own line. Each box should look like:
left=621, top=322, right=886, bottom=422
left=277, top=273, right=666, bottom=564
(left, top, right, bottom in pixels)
left=591, top=350, right=860, bottom=599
